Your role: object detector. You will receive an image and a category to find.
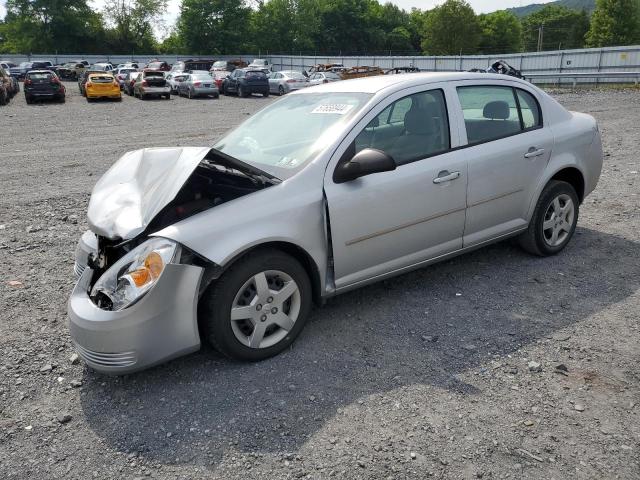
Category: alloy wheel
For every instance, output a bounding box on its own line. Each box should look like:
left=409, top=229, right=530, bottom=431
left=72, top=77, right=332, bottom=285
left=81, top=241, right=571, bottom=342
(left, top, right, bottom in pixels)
left=230, top=270, right=301, bottom=349
left=542, top=194, right=574, bottom=247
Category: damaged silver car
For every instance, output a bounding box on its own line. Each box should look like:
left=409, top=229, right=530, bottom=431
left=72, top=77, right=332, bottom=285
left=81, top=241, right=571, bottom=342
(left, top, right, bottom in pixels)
left=69, top=73, right=602, bottom=374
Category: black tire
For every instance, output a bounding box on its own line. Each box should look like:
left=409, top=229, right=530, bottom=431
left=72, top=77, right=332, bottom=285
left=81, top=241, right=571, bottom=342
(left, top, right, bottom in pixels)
left=238, top=85, right=245, bottom=97
left=213, top=93, right=219, bottom=99
left=188, top=89, right=192, bottom=99
left=518, top=180, right=579, bottom=256
left=0, top=90, right=8, bottom=106
left=263, top=91, right=269, bottom=98
left=24, top=95, right=31, bottom=105
left=165, top=93, right=171, bottom=99
left=201, top=249, right=312, bottom=361
left=58, top=95, right=65, bottom=103
left=278, top=86, right=285, bottom=96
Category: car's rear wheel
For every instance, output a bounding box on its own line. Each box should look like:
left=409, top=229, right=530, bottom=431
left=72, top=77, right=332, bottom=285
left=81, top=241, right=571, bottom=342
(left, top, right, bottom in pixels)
left=188, top=89, right=192, bottom=99
left=518, top=180, right=579, bottom=256
left=201, top=249, right=312, bottom=361
left=263, top=91, right=269, bottom=98
left=0, top=89, right=8, bottom=105
left=238, top=85, right=245, bottom=97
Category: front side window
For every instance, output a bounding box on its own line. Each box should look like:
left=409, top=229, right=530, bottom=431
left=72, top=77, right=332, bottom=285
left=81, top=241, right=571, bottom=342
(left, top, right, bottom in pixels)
left=457, top=85, right=541, bottom=144
left=354, top=89, right=450, bottom=166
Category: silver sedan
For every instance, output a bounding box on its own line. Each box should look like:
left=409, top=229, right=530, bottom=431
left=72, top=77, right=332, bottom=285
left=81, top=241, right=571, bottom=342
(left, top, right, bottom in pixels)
left=268, top=70, right=309, bottom=95
left=69, top=72, right=602, bottom=373
left=177, top=73, right=219, bottom=99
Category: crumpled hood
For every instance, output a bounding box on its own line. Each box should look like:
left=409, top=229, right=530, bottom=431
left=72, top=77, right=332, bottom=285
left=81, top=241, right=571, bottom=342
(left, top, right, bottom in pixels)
left=87, top=147, right=211, bottom=240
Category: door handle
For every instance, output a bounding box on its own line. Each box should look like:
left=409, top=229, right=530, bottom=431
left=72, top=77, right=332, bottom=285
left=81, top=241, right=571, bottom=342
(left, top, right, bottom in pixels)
left=524, top=147, right=545, bottom=158
left=433, top=170, right=460, bottom=184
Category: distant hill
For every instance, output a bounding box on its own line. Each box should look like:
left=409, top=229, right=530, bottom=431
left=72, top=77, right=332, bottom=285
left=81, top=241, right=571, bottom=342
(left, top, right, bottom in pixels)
left=507, top=0, right=596, bottom=17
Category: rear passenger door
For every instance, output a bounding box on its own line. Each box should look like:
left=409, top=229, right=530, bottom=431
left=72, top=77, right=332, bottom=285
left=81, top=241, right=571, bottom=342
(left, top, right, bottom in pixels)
left=452, top=82, right=553, bottom=247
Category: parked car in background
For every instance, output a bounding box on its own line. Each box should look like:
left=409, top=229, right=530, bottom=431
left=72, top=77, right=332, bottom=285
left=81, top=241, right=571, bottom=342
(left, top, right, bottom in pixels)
left=0, top=61, right=17, bottom=72
left=57, top=62, right=87, bottom=79
left=172, top=59, right=216, bottom=73
left=85, top=73, right=121, bottom=102
left=123, top=72, right=142, bottom=96
left=89, top=63, right=114, bottom=73
left=268, top=70, right=309, bottom=96
left=117, top=62, right=139, bottom=70
left=209, top=59, right=248, bottom=73
left=10, top=61, right=54, bottom=79
left=24, top=70, right=65, bottom=104
left=222, top=68, right=269, bottom=97
left=78, top=69, right=106, bottom=96
left=146, top=60, right=171, bottom=72
left=385, top=66, right=421, bottom=75
left=69, top=72, right=603, bottom=374
left=0, top=67, right=19, bottom=97
left=248, top=58, right=272, bottom=73
left=210, top=70, right=228, bottom=90
left=115, top=67, right=138, bottom=89
left=133, top=70, right=171, bottom=99
left=307, top=71, right=342, bottom=86
left=305, top=63, right=344, bottom=76
left=340, top=66, right=385, bottom=80
left=165, top=72, right=187, bottom=93
left=0, top=68, right=12, bottom=105
left=177, top=72, right=219, bottom=99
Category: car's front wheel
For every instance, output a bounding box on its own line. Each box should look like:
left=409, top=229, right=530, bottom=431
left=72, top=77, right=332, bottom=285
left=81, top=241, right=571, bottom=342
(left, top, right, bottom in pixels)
left=201, top=250, right=312, bottom=361
left=518, top=180, right=579, bottom=256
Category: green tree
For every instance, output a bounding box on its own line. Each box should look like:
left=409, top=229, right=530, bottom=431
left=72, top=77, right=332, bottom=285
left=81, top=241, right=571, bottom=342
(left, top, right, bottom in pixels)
left=420, top=0, right=480, bottom=55
left=586, top=0, right=640, bottom=47
left=478, top=10, right=523, bottom=54
left=177, top=0, right=253, bottom=55
left=103, top=0, right=165, bottom=53
left=252, top=0, right=316, bottom=54
left=521, top=5, right=589, bottom=51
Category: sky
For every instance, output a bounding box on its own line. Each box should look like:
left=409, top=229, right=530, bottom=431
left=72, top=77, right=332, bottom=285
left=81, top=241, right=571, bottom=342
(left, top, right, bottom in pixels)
left=0, top=1, right=557, bottom=37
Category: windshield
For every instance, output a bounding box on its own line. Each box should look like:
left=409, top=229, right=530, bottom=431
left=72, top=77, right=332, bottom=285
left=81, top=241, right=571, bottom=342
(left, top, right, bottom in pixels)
left=214, top=92, right=372, bottom=177
left=212, top=61, right=226, bottom=69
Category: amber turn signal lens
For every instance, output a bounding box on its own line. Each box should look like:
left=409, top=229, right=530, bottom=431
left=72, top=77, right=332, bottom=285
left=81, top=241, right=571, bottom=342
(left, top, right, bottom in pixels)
left=129, top=267, right=150, bottom=287
left=145, top=252, right=164, bottom=279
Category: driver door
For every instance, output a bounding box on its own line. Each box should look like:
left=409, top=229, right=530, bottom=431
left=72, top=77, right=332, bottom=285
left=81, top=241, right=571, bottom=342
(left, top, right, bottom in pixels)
left=323, top=86, right=468, bottom=290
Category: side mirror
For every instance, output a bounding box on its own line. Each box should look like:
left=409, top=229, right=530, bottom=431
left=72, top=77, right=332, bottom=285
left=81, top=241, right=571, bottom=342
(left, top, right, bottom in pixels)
left=333, top=148, right=396, bottom=184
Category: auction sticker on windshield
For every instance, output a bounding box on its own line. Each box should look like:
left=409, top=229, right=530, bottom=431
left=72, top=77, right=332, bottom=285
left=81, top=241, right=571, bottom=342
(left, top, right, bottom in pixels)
left=311, top=104, right=354, bottom=115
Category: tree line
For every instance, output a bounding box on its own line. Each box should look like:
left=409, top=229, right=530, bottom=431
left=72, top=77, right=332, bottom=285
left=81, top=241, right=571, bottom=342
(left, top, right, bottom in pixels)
left=1, top=0, right=639, bottom=55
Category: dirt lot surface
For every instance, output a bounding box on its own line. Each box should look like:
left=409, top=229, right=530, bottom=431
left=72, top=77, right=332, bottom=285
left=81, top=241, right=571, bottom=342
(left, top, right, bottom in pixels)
left=1, top=85, right=639, bottom=480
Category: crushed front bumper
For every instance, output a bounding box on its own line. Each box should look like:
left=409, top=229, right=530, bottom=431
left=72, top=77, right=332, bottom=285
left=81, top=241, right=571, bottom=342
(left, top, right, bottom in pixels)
left=68, top=263, right=203, bottom=374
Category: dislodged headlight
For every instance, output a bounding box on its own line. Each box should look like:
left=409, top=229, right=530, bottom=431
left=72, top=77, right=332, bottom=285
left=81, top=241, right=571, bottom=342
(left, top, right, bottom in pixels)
left=91, top=238, right=179, bottom=311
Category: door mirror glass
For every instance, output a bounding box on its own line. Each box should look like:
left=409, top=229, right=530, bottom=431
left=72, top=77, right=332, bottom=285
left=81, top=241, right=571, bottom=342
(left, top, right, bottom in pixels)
left=334, top=148, right=396, bottom=183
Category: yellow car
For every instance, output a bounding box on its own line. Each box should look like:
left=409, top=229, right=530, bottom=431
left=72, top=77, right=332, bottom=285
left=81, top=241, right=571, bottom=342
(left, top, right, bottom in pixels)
left=85, top=73, right=122, bottom=102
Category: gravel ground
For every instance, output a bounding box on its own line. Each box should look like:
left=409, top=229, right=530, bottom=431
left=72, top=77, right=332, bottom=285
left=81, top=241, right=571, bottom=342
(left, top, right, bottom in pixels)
left=1, top=84, right=639, bottom=480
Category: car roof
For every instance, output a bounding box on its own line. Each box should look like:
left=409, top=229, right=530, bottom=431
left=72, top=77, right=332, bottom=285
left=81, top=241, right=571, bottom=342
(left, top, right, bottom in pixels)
left=295, top=72, right=529, bottom=94
left=27, top=70, right=55, bottom=73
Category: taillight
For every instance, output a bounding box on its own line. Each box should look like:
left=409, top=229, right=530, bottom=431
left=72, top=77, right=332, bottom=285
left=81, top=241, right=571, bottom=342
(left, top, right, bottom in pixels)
left=194, top=82, right=201, bottom=87
left=51, top=77, right=60, bottom=84
left=141, top=80, right=148, bottom=87
left=323, top=79, right=329, bottom=83
left=24, top=79, right=32, bottom=86
left=286, top=79, right=296, bottom=83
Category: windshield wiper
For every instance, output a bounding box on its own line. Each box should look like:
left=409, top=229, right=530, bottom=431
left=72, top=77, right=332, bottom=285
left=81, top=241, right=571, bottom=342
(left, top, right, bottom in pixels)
left=206, top=148, right=281, bottom=185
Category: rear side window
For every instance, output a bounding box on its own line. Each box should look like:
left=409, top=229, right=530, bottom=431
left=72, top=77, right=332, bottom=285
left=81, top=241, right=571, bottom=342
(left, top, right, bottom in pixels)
left=28, top=73, right=53, bottom=81
left=457, top=85, right=542, bottom=144
left=90, top=75, right=114, bottom=83
left=355, top=89, right=450, bottom=166
left=516, top=89, right=542, bottom=129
